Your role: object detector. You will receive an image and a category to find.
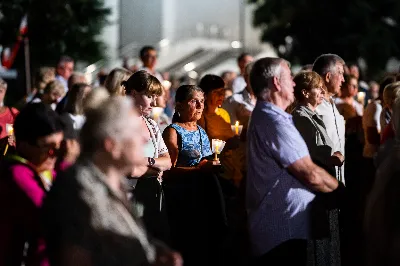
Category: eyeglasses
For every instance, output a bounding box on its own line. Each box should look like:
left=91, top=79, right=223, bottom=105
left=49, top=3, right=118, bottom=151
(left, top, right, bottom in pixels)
left=29, top=141, right=62, bottom=157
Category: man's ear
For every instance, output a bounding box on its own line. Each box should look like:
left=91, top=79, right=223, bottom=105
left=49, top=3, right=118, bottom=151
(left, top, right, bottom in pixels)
left=104, top=137, right=120, bottom=159
left=272, top=76, right=281, bottom=92
left=325, top=72, right=331, bottom=84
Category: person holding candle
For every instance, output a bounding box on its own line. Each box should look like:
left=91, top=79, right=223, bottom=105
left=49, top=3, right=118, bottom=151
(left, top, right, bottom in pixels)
left=0, top=78, right=18, bottom=156
left=0, top=103, right=79, bottom=266
left=123, top=70, right=172, bottom=244
left=162, top=85, right=227, bottom=265
left=197, top=74, right=242, bottom=186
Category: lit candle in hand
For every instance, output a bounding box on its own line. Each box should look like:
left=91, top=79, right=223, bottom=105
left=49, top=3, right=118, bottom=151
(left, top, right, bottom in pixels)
left=235, top=121, right=239, bottom=135
left=214, top=143, right=219, bottom=161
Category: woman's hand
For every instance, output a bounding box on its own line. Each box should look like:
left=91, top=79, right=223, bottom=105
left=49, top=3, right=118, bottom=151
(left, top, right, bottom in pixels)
left=224, top=136, right=240, bottom=150
left=330, top=151, right=344, bottom=167
left=8, top=135, right=15, bottom=146
left=198, top=159, right=221, bottom=173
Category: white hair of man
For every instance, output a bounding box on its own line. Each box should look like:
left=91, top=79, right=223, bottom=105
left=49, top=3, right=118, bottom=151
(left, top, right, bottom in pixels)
left=312, top=53, right=345, bottom=77
left=249, top=57, right=288, bottom=99
left=80, top=95, right=135, bottom=157
left=83, top=87, right=110, bottom=114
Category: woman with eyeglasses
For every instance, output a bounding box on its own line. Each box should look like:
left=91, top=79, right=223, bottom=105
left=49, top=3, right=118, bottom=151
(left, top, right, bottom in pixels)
left=162, top=85, right=227, bottom=266
left=0, top=103, right=79, bottom=266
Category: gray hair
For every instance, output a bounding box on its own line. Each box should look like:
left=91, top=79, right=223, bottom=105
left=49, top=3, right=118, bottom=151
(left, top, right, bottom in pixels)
left=68, top=72, right=87, bottom=91
left=83, top=87, right=110, bottom=114
left=249, top=57, right=288, bottom=99
left=80, top=96, right=135, bottom=156
left=312, top=54, right=345, bottom=77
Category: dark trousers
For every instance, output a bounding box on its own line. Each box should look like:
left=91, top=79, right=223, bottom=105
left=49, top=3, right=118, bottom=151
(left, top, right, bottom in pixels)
left=253, top=239, right=308, bottom=266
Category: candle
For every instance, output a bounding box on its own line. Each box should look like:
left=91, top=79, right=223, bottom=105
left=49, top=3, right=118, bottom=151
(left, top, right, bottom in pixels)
left=357, top=92, right=366, bottom=105
left=162, top=80, right=171, bottom=90
left=235, top=121, right=239, bottom=135
left=152, top=107, right=163, bottom=122
left=6, top=124, right=13, bottom=136
left=231, top=121, right=243, bottom=136
left=212, top=139, right=226, bottom=161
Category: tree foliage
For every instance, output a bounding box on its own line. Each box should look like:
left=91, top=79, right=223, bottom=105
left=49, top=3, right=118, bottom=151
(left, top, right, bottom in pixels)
left=0, top=0, right=110, bottom=69
left=249, top=0, right=400, bottom=77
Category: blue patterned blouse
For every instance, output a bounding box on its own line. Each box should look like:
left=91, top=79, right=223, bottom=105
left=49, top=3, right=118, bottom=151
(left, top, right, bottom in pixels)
left=170, top=124, right=212, bottom=167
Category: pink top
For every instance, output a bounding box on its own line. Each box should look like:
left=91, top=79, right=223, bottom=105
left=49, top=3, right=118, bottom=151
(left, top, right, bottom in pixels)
left=0, top=160, right=70, bottom=266
left=0, top=107, right=18, bottom=139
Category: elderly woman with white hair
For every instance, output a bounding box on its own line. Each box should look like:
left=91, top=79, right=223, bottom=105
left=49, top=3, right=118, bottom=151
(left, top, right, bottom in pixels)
left=42, top=94, right=182, bottom=266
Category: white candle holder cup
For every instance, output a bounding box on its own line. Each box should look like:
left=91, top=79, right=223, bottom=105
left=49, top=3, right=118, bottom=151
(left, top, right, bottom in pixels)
left=211, top=139, right=226, bottom=161
left=231, top=124, right=243, bottom=136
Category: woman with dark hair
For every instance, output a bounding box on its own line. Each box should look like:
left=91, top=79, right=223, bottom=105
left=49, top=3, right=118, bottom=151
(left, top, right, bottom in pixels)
left=197, top=74, right=241, bottom=186
left=164, top=85, right=214, bottom=169
left=124, top=70, right=172, bottom=244
left=163, top=85, right=227, bottom=266
left=62, top=83, right=92, bottom=131
left=0, top=103, right=79, bottom=266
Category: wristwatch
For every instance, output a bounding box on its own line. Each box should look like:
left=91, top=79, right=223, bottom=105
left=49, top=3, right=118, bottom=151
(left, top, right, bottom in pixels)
left=147, top=157, right=155, bottom=167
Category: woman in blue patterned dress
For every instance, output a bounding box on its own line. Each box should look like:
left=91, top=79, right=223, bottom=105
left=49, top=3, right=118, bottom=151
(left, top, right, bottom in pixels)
left=163, top=85, right=214, bottom=169
left=163, top=85, right=227, bottom=266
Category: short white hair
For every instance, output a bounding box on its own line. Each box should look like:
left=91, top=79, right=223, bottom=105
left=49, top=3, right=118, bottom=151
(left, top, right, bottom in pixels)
left=80, top=96, right=135, bottom=156
left=83, top=87, right=110, bottom=114
left=250, top=57, right=288, bottom=98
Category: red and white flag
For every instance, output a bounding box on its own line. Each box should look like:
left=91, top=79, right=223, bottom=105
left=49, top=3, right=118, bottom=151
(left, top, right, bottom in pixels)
left=19, top=15, right=28, bottom=36
left=1, top=15, right=27, bottom=68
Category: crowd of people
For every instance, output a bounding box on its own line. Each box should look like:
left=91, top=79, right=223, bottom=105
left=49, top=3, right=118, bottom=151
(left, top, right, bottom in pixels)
left=0, top=44, right=399, bottom=266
